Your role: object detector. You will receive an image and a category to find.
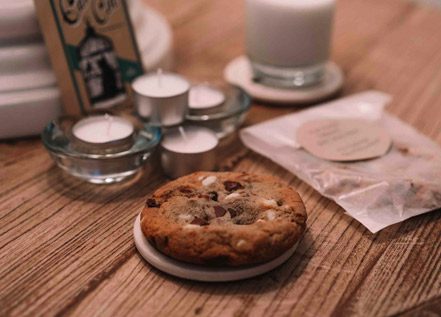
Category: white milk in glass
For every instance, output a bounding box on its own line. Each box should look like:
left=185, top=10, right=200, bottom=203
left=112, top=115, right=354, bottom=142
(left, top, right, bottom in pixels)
left=246, top=0, right=335, bottom=86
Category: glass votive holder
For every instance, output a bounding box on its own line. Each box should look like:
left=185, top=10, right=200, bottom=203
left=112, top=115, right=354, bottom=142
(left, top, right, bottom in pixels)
left=188, top=83, right=226, bottom=115
left=42, top=114, right=161, bottom=184
left=186, top=85, right=251, bottom=139
left=245, top=0, right=335, bottom=88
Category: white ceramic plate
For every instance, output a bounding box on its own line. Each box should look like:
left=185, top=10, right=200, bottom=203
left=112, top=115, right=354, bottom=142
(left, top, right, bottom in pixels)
left=133, top=214, right=299, bottom=282
left=224, top=55, right=344, bottom=105
left=0, top=43, right=55, bottom=93
left=0, top=69, right=57, bottom=93
left=0, top=43, right=51, bottom=74
left=0, top=87, right=61, bottom=139
left=0, top=0, right=40, bottom=44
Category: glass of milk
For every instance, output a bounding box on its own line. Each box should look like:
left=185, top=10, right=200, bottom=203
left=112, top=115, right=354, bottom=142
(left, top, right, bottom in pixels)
left=246, top=0, right=336, bottom=88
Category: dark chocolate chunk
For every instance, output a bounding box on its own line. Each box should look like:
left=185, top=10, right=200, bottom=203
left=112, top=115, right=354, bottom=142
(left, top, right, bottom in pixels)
left=191, top=217, right=209, bottom=226
left=146, top=198, right=160, bottom=208
left=224, top=181, right=243, bottom=192
left=179, top=187, right=193, bottom=194
left=228, top=208, right=237, bottom=218
left=208, top=191, right=218, bottom=201
left=214, top=205, right=226, bottom=217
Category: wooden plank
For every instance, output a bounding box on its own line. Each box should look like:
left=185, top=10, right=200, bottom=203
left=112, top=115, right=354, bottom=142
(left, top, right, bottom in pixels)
left=1, top=0, right=441, bottom=316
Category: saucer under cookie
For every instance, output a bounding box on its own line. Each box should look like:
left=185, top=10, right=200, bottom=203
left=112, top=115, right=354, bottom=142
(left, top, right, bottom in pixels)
left=133, top=214, right=299, bottom=282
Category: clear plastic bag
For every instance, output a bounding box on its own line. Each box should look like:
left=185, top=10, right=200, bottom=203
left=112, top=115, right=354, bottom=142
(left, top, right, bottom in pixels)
left=240, top=91, right=441, bottom=232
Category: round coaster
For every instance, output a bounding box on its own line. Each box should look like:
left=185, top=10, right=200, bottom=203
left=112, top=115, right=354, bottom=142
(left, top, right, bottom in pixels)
left=224, top=55, right=344, bottom=105
left=133, top=214, right=299, bottom=282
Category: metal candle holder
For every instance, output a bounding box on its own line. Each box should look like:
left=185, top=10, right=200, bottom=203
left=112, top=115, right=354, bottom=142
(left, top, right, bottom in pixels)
left=160, top=126, right=219, bottom=179
left=132, top=71, right=190, bottom=127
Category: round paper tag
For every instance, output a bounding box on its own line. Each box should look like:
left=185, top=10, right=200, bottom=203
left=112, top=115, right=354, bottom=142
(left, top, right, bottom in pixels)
left=296, top=119, right=392, bottom=161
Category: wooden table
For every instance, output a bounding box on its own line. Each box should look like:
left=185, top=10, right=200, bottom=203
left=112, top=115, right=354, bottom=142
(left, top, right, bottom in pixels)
left=1, top=0, right=441, bottom=316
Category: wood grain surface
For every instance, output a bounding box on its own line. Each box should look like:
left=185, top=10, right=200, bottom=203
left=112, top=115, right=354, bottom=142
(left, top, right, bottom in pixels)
left=1, top=0, right=441, bottom=316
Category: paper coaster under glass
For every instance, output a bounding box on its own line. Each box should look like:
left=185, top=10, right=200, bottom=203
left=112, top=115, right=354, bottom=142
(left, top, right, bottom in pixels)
left=185, top=85, right=251, bottom=139
left=42, top=115, right=161, bottom=184
left=224, top=55, right=344, bottom=105
left=133, top=214, right=298, bottom=282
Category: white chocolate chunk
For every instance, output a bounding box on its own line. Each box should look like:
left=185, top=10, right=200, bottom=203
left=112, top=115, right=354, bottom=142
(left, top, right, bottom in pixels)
left=183, top=224, right=201, bottom=229
left=217, top=192, right=226, bottom=201
left=224, top=192, right=240, bottom=200
left=283, top=205, right=291, bottom=211
left=260, top=198, right=278, bottom=209
left=202, top=175, right=217, bottom=187
left=266, top=210, right=276, bottom=221
left=178, top=214, right=193, bottom=221
left=236, top=239, right=247, bottom=248
left=205, top=207, right=216, bottom=219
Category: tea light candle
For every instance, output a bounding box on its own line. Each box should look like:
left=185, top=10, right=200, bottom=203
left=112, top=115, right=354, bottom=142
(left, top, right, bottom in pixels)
left=132, top=70, right=190, bottom=126
left=189, top=84, right=225, bottom=114
left=71, top=114, right=135, bottom=153
left=161, top=126, right=218, bottom=178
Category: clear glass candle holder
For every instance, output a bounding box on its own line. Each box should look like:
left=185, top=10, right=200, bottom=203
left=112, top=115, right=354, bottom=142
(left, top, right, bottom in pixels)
left=186, top=86, right=251, bottom=139
left=42, top=115, right=161, bottom=184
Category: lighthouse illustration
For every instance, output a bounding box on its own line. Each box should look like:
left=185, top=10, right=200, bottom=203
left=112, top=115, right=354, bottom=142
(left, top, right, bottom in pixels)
left=77, top=23, right=126, bottom=109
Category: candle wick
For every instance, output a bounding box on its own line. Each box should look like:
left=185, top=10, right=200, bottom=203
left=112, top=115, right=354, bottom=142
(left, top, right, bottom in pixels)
left=195, top=87, right=200, bottom=103
left=199, top=82, right=209, bottom=102
left=105, top=114, right=113, bottom=136
left=178, top=126, right=188, bottom=142
left=157, top=68, right=163, bottom=88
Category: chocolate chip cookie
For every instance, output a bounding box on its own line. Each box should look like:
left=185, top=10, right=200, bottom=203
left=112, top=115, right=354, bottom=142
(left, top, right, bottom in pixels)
left=140, top=172, right=307, bottom=266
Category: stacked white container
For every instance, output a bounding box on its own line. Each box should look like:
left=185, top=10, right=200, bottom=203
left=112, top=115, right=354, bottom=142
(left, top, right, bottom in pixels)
left=0, top=0, right=61, bottom=139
